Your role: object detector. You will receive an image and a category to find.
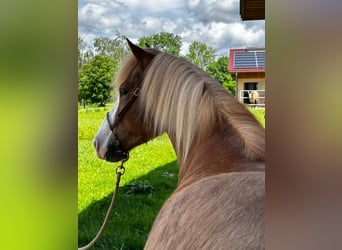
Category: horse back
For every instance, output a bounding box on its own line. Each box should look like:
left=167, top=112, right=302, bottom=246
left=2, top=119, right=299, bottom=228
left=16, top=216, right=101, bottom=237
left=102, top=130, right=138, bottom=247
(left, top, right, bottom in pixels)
left=145, top=171, right=265, bottom=250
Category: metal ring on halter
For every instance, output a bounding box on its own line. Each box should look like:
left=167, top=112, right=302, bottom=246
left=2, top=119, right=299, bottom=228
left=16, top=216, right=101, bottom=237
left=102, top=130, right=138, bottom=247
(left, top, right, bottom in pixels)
left=121, top=151, right=129, bottom=162
left=116, top=165, right=126, bottom=175
left=116, top=152, right=129, bottom=175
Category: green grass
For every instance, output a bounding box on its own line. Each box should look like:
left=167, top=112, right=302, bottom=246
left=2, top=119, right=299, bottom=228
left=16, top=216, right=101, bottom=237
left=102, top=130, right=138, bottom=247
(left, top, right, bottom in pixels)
left=249, top=107, right=266, bottom=128
left=78, top=106, right=178, bottom=249
left=78, top=104, right=265, bottom=249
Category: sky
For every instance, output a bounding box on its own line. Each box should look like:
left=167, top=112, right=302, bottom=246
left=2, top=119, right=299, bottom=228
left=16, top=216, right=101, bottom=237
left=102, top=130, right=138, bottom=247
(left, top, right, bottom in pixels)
left=78, top=0, right=265, bottom=57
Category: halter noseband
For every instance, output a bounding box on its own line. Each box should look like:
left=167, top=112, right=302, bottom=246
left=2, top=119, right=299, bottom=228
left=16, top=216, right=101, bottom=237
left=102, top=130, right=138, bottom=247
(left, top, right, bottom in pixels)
left=106, top=83, right=142, bottom=161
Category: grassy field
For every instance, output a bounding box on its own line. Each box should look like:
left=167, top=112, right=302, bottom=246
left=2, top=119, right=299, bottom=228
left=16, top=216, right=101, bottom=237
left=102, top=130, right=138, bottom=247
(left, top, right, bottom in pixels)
left=78, top=104, right=265, bottom=249
left=249, top=107, right=265, bottom=128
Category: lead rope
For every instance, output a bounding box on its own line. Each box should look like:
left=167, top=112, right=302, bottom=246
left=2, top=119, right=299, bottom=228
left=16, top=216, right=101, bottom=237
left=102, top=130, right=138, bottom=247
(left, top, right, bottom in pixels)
left=78, top=158, right=127, bottom=250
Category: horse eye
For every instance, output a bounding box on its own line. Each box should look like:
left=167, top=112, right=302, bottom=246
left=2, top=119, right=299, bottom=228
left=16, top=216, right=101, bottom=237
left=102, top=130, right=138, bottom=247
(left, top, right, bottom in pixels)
left=119, top=87, right=128, bottom=96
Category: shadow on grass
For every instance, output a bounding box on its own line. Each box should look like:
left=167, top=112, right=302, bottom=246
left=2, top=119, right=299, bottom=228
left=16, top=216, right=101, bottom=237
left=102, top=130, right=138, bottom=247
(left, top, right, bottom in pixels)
left=78, top=160, right=178, bottom=250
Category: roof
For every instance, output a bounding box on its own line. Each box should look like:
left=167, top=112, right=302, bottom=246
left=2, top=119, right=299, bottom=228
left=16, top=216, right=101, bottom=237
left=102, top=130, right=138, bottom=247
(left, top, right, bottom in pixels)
left=240, top=0, right=265, bottom=20
left=228, top=48, right=265, bottom=73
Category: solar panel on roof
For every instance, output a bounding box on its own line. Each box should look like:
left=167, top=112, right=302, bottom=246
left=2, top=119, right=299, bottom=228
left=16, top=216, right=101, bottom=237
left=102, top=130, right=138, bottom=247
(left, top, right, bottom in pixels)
left=233, top=51, right=265, bottom=68
left=256, top=52, right=265, bottom=67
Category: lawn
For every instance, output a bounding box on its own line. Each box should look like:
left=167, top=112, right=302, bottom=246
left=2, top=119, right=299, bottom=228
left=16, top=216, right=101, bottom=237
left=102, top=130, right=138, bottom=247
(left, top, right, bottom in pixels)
left=78, top=104, right=265, bottom=249
left=249, top=107, right=265, bottom=128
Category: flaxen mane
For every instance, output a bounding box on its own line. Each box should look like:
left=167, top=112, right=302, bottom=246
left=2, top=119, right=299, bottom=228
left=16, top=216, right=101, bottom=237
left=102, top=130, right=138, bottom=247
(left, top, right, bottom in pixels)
left=114, top=52, right=264, bottom=164
left=140, top=53, right=265, bottom=164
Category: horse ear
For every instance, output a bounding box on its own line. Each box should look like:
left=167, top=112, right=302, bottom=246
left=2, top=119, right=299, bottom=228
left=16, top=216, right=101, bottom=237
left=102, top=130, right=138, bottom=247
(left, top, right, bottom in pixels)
left=126, top=39, right=155, bottom=69
left=145, top=42, right=151, bottom=48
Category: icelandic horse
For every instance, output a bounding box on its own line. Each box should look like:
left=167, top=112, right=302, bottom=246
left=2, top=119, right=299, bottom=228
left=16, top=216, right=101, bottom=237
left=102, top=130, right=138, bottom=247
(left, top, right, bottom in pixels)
left=93, top=40, right=265, bottom=249
left=248, top=90, right=259, bottom=106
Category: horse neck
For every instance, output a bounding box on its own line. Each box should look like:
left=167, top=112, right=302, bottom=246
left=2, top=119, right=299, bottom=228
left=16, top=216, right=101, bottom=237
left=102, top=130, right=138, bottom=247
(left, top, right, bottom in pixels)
left=170, top=126, right=265, bottom=190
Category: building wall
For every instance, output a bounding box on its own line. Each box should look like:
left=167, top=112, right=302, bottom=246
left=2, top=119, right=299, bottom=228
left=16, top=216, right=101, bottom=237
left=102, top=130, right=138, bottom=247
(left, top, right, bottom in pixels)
left=235, top=72, right=265, bottom=104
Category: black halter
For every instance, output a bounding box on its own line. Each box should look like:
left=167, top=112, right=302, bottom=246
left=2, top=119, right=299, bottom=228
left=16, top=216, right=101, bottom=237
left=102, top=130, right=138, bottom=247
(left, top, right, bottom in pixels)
left=106, top=84, right=142, bottom=162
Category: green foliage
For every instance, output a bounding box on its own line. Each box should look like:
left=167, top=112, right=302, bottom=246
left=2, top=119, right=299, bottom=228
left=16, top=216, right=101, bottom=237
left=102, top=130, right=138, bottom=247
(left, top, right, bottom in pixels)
left=186, top=41, right=216, bottom=70
left=93, top=34, right=129, bottom=64
left=78, top=33, right=128, bottom=106
left=93, top=36, right=116, bottom=56
left=138, top=36, right=153, bottom=48
left=138, top=32, right=182, bottom=56
left=78, top=54, right=115, bottom=106
left=207, top=56, right=236, bottom=95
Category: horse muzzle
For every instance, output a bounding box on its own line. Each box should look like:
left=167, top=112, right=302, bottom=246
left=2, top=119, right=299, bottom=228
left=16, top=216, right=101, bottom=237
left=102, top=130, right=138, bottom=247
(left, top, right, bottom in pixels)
left=104, top=135, right=129, bottom=163
left=105, top=146, right=128, bottom=162
left=93, top=136, right=128, bottom=163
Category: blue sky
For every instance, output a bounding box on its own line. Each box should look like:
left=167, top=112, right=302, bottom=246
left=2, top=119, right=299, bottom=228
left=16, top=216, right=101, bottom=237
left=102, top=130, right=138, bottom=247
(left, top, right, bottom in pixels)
left=78, top=0, right=265, bottom=57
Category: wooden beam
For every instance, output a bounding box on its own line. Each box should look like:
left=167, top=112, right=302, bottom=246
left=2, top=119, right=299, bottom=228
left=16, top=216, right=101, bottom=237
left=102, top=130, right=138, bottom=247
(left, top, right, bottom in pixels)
left=240, top=0, right=265, bottom=20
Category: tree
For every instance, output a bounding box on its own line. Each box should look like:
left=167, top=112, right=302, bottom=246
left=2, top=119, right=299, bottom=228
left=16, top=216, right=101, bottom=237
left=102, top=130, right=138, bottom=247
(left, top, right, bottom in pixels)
left=186, top=41, right=216, bottom=70
left=207, top=56, right=236, bottom=95
left=78, top=33, right=129, bottom=107
left=78, top=36, right=94, bottom=68
left=93, top=33, right=129, bottom=64
left=78, top=54, right=115, bottom=106
left=78, top=36, right=86, bottom=68
left=138, top=32, right=182, bottom=56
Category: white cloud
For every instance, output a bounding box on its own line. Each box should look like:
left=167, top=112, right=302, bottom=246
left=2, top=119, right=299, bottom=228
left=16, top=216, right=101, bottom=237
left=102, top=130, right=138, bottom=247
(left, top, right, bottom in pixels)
left=185, top=0, right=240, bottom=24
left=120, top=0, right=184, bottom=12
left=78, top=2, right=124, bottom=34
left=228, top=22, right=265, bottom=46
left=78, top=0, right=265, bottom=57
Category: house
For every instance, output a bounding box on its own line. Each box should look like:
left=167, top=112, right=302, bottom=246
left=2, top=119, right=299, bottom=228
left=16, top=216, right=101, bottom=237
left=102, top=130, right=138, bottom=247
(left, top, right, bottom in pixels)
left=228, top=48, right=265, bottom=106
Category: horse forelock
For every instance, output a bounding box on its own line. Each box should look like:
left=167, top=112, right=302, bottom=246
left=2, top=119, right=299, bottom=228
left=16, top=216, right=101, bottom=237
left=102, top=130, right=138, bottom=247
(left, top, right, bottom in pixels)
left=113, top=54, right=138, bottom=90
left=136, top=53, right=265, bottom=164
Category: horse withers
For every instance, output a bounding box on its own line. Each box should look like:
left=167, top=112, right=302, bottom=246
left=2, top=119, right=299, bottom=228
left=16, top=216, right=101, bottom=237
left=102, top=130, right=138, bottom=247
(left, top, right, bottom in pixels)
left=93, top=40, right=265, bottom=249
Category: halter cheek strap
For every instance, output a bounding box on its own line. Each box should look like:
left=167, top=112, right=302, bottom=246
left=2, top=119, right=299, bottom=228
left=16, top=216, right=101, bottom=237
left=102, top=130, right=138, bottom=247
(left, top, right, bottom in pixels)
left=117, top=86, right=141, bottom=123
left=106, top=113, right=127, bottom=153
left=106, top=85, right=141, bottom=161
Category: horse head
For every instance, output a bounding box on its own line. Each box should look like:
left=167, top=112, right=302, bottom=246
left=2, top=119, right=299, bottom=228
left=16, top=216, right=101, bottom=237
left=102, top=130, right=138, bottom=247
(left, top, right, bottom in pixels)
left=249, top=90, right=259, bottom=104
left=93, top=40, right=159, bottom=162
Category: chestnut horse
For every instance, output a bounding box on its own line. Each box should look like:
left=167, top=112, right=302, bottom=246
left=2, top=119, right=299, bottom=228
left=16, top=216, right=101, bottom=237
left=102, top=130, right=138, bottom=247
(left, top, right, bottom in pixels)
left=93, top=40, right=265, bottom=249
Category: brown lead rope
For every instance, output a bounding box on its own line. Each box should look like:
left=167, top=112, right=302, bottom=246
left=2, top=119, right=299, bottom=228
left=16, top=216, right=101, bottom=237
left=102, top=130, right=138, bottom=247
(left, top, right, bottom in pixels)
left=78, top=161, right=126, bottom=250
